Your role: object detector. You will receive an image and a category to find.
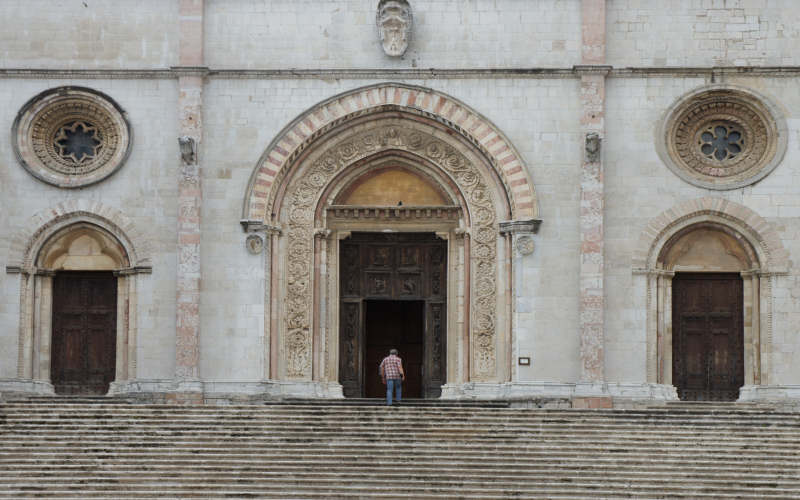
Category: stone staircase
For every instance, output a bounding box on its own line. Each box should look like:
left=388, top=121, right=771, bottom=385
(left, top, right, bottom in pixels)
left=1, top=398, right=800, bottom=498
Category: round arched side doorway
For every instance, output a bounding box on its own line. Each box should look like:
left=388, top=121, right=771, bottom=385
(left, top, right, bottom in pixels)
left=634, top=197, right=790, bottom=402
left=6, top=202, right=151, bottom=396
left=40, top=226, right=125, bottom=394
left=660, top=226, right=753, bottom=401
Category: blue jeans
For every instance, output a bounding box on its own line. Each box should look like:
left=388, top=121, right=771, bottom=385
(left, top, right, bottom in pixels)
left=386, top=378, right=402, bottom=405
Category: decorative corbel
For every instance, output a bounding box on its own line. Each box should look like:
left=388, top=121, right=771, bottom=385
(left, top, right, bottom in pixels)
left=240, top=219, right=282, bottom=235
left=178, top=136, right=196, bottom=165
left=585, top=132, right=601, bottom=163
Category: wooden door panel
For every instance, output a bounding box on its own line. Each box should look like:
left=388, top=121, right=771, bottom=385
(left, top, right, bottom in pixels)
left=62, top=327, right=84, bottom=373
left=673, top=273, right=743, bottom=401
left=340, top=233, right=446, bottom=398
left=396, top=273, right=421, bottom=298
left=52, top=273, right=117, bottom=395
left=338, top=300, right=362, bottom=397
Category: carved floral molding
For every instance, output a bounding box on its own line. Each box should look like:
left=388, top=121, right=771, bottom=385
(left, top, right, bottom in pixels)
left=280, top=124, right=498, bottom=380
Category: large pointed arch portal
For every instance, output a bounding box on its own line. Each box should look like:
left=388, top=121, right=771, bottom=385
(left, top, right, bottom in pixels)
left=242, top=84, right=540, bottom=398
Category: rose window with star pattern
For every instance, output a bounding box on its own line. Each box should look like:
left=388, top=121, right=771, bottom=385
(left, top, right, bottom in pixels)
left=54, top=121, right=103, bottom=165
left=12, top=86, right=132, bottom=187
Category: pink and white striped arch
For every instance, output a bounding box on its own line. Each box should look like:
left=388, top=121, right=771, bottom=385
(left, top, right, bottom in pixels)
left=242, top=83, right=538, bottom=223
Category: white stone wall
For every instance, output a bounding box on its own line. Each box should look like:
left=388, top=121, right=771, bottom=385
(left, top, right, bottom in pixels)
left=607, top=0, right=800, bottom=67
left=205, top=0, right=582, bottom=69
left=200, top=77, right=583, bottom=383
left=0, top=78, right=180, bottom=380
left=604, top=75, right=800, bottom=384
left=0, top=0, right=179, bottom=69
left=1, top=0, right=800, bottom=397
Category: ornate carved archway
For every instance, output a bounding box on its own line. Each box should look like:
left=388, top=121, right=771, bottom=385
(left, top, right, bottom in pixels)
left=242, top=84, right=540, bottom=397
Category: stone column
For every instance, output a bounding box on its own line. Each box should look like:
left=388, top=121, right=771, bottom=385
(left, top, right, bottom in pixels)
left=172, top=0, right=206, bottom=401
left=34, top=271, right=54, bottom=383
left=574, top=0, right=611, bottom=408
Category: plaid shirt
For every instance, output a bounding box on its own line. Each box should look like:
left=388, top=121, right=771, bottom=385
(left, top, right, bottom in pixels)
left=379, top=354, right=403, bottom=379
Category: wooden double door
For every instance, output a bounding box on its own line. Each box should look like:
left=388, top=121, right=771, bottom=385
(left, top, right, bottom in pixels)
left=339, top=233, right=446, bottom=398
left=51, top=272, right=117, bottom=395
left=672, top=273, right=743, bottom=401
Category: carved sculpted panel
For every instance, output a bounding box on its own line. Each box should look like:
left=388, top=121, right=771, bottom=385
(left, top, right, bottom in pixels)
left=281, top=125, right=497, bottom=380
left=376, top=0, right=412, bottom=57
left=658, top=86, right=786, bottom=190
left=12, top=87, right=132, bottom=188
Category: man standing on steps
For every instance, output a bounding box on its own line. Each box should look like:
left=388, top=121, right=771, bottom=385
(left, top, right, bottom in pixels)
left=379, top=348, right=405, bottom=406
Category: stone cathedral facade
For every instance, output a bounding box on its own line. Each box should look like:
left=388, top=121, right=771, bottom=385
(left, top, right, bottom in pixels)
left=1, top=0, right=799, bottom=406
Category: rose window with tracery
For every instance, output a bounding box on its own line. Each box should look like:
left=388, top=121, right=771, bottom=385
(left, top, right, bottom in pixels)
left=12, top=86, right=131, bottom=188
left=54, top=121, right=103, bottom=164
left=698, top=122, right=743, bottom=162
left=658, top=87, right=786, bottom=190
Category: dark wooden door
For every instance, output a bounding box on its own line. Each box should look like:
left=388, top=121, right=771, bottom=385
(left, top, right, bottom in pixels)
left=51, top=272, right=117, bottom=395
left=672, top=273, right=743, bottom=401
left=364, top=300, right=424, bottom=398
left=339, top=233, right=446, bottom=398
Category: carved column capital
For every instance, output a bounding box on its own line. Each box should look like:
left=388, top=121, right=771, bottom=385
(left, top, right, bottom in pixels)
left=498, top=219, right=542, bottom=235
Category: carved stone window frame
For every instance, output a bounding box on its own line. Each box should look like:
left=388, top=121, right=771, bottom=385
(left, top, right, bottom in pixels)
left=656, top=85, right=787, bottom=190
left=12, top=86, right=133, bottom=188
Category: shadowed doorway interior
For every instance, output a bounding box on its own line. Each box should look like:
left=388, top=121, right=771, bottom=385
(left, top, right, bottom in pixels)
left=364, top=300, right=424, bottom=399
left=338, top=232, right=447, bottom=399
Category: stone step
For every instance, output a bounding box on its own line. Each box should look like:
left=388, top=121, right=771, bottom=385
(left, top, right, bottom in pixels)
left=2, top=466, right=798, bottom=481
left=0, top=399, right=784, bottom=410
left=2, top=476, right=799, bottom=495
left=3, top=401, right=797, bottom=499
left=5, top=432, right=799, bottom=447
left=4, top=423, right=799, bottom=437
left=1, top=480, right=798, bottom=498
left=3, top=434, right=800, bottom=449
left=2, top=450, right=797, bottom=466
left=5, top=409, right=798, bottom=421
left=4, top=423, right=796, bottom=435
left=4, top=411, right=797, bottom=426
left=4, top=409, right=798, bottom=424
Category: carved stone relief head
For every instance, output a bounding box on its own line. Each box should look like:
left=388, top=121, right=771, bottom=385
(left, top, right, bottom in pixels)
left=376, top=0, right=412, bottom=57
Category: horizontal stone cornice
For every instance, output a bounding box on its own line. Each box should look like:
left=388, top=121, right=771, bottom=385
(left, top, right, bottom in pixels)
left=3, top=66, right=800, bottom=80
